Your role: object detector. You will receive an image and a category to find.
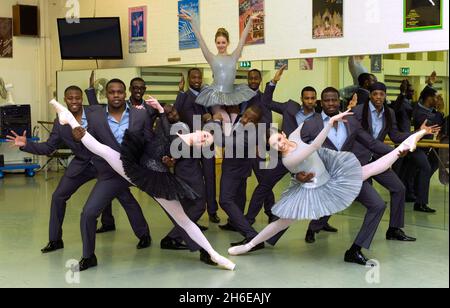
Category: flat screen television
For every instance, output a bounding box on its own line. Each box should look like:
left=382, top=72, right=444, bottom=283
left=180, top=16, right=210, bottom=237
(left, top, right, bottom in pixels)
left=57, top=17, right=123, bottom=60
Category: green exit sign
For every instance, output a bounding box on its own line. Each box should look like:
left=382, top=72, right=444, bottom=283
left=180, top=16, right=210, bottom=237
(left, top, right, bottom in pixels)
left=401, top=67, right=410, bottom=76
left=239, top=61, right=251, bottom=68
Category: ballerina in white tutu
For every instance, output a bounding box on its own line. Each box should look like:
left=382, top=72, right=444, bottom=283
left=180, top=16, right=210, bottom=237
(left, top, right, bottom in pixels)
left=229, top=110, right=437, bottom=256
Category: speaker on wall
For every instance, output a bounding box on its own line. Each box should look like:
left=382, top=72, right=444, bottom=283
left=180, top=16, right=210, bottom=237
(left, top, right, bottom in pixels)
left=13, top=5, right=39, bottom=37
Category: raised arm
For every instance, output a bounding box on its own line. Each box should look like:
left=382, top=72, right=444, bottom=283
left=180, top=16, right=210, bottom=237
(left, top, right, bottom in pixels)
left=262, top=64, right=288, bottom=114
left=283, top=111, right=353, bottom=169
left=232, top=12, right=263, bottom=60
left=179, top=9, right=214, bottom=64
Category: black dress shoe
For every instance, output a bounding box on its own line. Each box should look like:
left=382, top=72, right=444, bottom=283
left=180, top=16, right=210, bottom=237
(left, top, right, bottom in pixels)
left=209, top=213, right=221, bottom=224
left=199, top=249, right=218, bottom=266
left=230, top=238, right=265, bottom=252
left=137, top=235, right=152, bottom=249
left=41, top=240, right=64, bottom=253
left=322, top=223, right=338, bottom=233
left=196, top=224, right=209, bottom=231
left=344, top=250, right=368, bottom=266
left=160, top=237, right=189, bottom=250
left=386, top=228, right=416, bottom=241
left=75, top=255, right=98, bottom=272
left=96, top=224, right=116, bottom=234
left=219, top=223, right=237, bottom=232
left=414, top=203, right=436, bottom=213
left=305, top=229, right=316, bottom=244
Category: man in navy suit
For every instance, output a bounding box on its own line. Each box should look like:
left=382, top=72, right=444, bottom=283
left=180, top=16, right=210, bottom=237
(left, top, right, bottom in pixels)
left=6, top=86, right=121, bottom=253
left=217, top=69, right=276, bottom=230
left=75, top=79, right=152, bottom=271
left=350, top=82, right=418, bottom=242
left=85, top=75, right=158, bottom=232
left=174, top=68, right=221, bottom=224
left=410, top=86, right=445, bottom=213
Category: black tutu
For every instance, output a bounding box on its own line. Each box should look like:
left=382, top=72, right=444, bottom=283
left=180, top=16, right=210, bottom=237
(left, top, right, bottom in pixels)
left=120, top=130, right=199, bottom=201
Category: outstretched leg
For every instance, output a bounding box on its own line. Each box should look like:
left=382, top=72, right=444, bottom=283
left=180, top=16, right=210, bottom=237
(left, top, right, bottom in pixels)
left=50, top=99, right=132, bottom=183
left=362, top=130, right=427, bottom=181
left=155, top=198, right=236, bottom=270
left=228, top=219, right=295, bottom=256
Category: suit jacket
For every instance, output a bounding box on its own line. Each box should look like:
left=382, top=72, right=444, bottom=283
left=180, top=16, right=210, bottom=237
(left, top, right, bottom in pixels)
left=86, top=104, right=153, bottom=180
left=262, top=82, right=302, bottom=136
left=174, top=90, right=208, bottom=132
left=356, top=87, right=370, bottom=106
left=300, top=113, right=393, bottom=165
left=352, top=104, right=411, bottom=164
left=412, top=104, right=445, bottom=141
left=390, top=94, right=415, bottom=133
left=21, top=106, right=97, bottom=178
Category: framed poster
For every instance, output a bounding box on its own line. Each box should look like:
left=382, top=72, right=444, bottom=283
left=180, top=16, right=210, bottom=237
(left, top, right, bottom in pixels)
left=129, top=6, right=147, bottom=53
left=0, top=18, right=13, bottom=58
left=300, top=58, right=314, bottom=70
left=239, top=0, right=265, bottom=45
left=178, top=0, right=200, bottom=50
left=370, top=55, right=382, bottom=73
left=313, top=0, right=344, bottom=39
left=404, top=0, right=442, bottom=31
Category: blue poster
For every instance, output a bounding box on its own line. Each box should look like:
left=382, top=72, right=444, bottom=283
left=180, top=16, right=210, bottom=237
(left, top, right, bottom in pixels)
left=178, top=0, right=199, bottom=50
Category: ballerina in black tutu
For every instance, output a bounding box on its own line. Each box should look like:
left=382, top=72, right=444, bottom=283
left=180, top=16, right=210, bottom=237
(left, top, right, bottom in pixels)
left=49, top=98, right=235, bottom=271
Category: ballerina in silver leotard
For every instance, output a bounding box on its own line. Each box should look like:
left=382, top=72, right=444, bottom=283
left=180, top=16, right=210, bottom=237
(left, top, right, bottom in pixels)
left=179, top=9, right=263, bottom=107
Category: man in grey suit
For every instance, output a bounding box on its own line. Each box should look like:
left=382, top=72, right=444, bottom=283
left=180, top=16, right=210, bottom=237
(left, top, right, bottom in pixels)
left=300, top=87, right=398, bottom=265
left=6, top=86, right=119, bottom=253
left=352, top=82, right=418, bottom=242
left=174, top=68, right=221, bottom=224
left=75, top=79, right=152, bottom=271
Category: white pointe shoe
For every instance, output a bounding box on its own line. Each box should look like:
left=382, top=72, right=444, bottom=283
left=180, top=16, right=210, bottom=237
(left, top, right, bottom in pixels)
left=49, top=99, right=72, bottom=126
left=228, top=245, right=250, bottom=256
left=210, top=253, right=236, bottom=271
left=402, top=131, right=425, bottom=153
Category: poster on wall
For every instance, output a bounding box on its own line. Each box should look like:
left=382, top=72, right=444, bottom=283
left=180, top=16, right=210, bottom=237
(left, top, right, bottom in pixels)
left=370, top=55, right=382, bottom=73
left=0, top=18, right=13, bottom=58
left=129, top=6, right=147, bottom=53
left=178, top=0, right=200, bottom=50
left=404, top=0, right=442, bottom=31
left=313, top=0, right=344, bottom=39
left=239, top=0, right=265, bottom=45
left=300, top=58, right=314, bottom=70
